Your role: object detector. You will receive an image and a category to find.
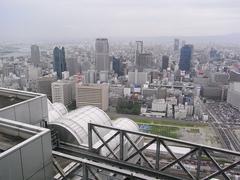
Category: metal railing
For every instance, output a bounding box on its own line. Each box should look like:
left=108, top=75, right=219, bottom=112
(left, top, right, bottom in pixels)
left=88, top=123, right=240, bottom=180
left=53, top=151, right=158, bottom=180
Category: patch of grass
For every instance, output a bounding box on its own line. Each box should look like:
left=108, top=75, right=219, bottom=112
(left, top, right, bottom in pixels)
left=138, top=123, right=179, bottom=139
left=135, top=118, right=205, bottom=128
left=151, top=125, right=179, bottom=139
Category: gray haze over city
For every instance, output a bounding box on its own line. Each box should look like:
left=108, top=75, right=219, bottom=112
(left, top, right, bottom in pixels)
left=1, top=0, right=240, bottom=42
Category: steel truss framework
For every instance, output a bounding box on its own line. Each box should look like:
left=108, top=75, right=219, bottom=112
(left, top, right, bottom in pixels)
left=53, top=151, right=159, bottom=180
left=52, top=123, right=240, bottom=180
left=88, top=123, right=240, bottom=180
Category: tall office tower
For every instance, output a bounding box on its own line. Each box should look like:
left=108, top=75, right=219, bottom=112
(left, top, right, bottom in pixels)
left=37, top=76, right=56, bottom=100
left=31, top=45, right=40, bottom=66
left=162, top=55, right=169, bottom=70
left=179, top=44, right=193, bottom=72
left=112, top=56, right=124, bottom=77
left=51, top=80, right=73, bottom=107
left=53, top=47, right=66, bottom=79
left=87, top=70, right=97, bottom=83
left=128, top=69, right=148, bottom=85
left=174, top=39, right=180, bottom=51
left=136, top=53, right=153, bottom=72
left=227, top=82, right=240, bottom=109
left=95, top=38, right=110, bottom=72
left=136, top=41, right=143, bottom=54
left=66, top=58, right=81, bottom=76
left=209, top=48, right=218, bottom=60
left=75, top=83, right=109, bottom=111
left=135, top=41, right=143, bottom=65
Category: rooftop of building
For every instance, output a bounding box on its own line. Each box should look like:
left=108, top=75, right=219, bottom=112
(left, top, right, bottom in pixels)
left=0, top=117, right=49, bottom=155
left=0, top=88, right=45, bottom=110
left=0, top=87, right=48, bottom=126
left=0, top=131, right=25, bottom=153
left=0, top=95, right=24, bottom=109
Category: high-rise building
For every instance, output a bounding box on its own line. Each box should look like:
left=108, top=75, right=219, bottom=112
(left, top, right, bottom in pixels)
left=51, top=80, right=74, bottom=107
left=37, top=76, right=56, bottom=100
left=136, top=41, right=143, bottom=54
left=128, top=69, right=148, bottom=85
left=179, top=44, right=193, bottom=72
left=174, top=39, right=179, bottom=51
left=227, top=82, right=240, bottom=110
left=135, top=41, right=143, bottom=66
left=31, top=45, right=40, bottom=66
left=75, top=83, right=109, bottom=111
left=112, top=56, right=124, bottom=76
left=66, top=57, right=80, bottom=76
left=136, top=53, right=153, bottom=72
left=87, top=70, right=97, bottom=83
left=95, top=38, right=109, bottom=72
left=53, top=47, right=66, bottom=79
left=162, top=55, right=169, bottom=70
left=209, top=48, right=218, bottom=60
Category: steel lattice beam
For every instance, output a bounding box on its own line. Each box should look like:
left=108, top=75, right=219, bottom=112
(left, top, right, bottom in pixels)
left=88, top=123, right=240, bottom=180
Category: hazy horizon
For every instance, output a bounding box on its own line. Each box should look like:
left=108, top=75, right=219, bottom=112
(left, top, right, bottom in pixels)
left=1, top=0, right=240, bottom=42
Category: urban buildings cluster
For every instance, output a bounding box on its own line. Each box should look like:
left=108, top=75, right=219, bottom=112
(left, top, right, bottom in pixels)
left=1, top=38, right=240, bottom=121
left=1, top=37, right=240, bottom=179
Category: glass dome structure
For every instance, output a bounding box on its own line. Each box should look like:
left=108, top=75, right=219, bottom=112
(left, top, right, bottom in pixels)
left=47, top=101, right=141, bottom=157
left=49, top=106, right=113, bottom=145
left=95, top=118, right=140, bottom=157
left=48, top=100, right=68, bottom=122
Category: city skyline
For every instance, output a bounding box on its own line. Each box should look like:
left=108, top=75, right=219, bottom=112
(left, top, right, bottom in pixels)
left=1, top=0, right=240, bottom=42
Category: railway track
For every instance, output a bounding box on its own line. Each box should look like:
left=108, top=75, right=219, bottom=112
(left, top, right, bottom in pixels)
left=204, top=103, right=240, bottom=152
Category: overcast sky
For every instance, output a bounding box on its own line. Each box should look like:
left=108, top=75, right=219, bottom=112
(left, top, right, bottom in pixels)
left=1, top=0, right=240, bottom=42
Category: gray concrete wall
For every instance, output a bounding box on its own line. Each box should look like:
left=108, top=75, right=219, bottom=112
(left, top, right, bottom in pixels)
left=0, top=118, right=53, bottom=180
left=0, top=88, right=48, bottom=125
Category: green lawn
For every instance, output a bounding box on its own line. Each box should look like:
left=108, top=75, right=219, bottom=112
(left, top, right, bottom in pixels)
left=138, top=123, right=180, bottom=139
left=109, top=112, right=207, bottom=139
left=150, top=125, right=179, bottom=139
left=135, top=118, right=206, bottom=128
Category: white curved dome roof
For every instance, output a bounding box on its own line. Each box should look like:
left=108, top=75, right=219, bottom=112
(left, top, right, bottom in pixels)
left=52, top=102, right=68, bottom=115
left=50, top=118, right=88, bottom=144
left=48, top=100, right=68, bottom=122
left=49, top=106, right=112, bottom=145
left=113, top=118, right=139, bottom=132
left=95, top=118, right=140, bottom=157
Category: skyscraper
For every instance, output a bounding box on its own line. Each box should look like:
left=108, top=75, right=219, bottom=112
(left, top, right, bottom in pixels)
left=179, top=44, right=193, bottom=72
left=135, top=41, right=143, bottom=65
left=31, top=45, right=40, bottom=66
left=95, top=38, right=110, bottom=72
left=174, top=39, right=179, bottom=51
left=66, top=57, right=81, bottom=76
left=162, top=55, right=169, bottom=70
left=136, top=53, right=153, bottom=72
left=53, top=47, right=66, bottom=79
left=136, top=41, right=143, bottom=54
left=112, top=56, right=124, bottom=77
